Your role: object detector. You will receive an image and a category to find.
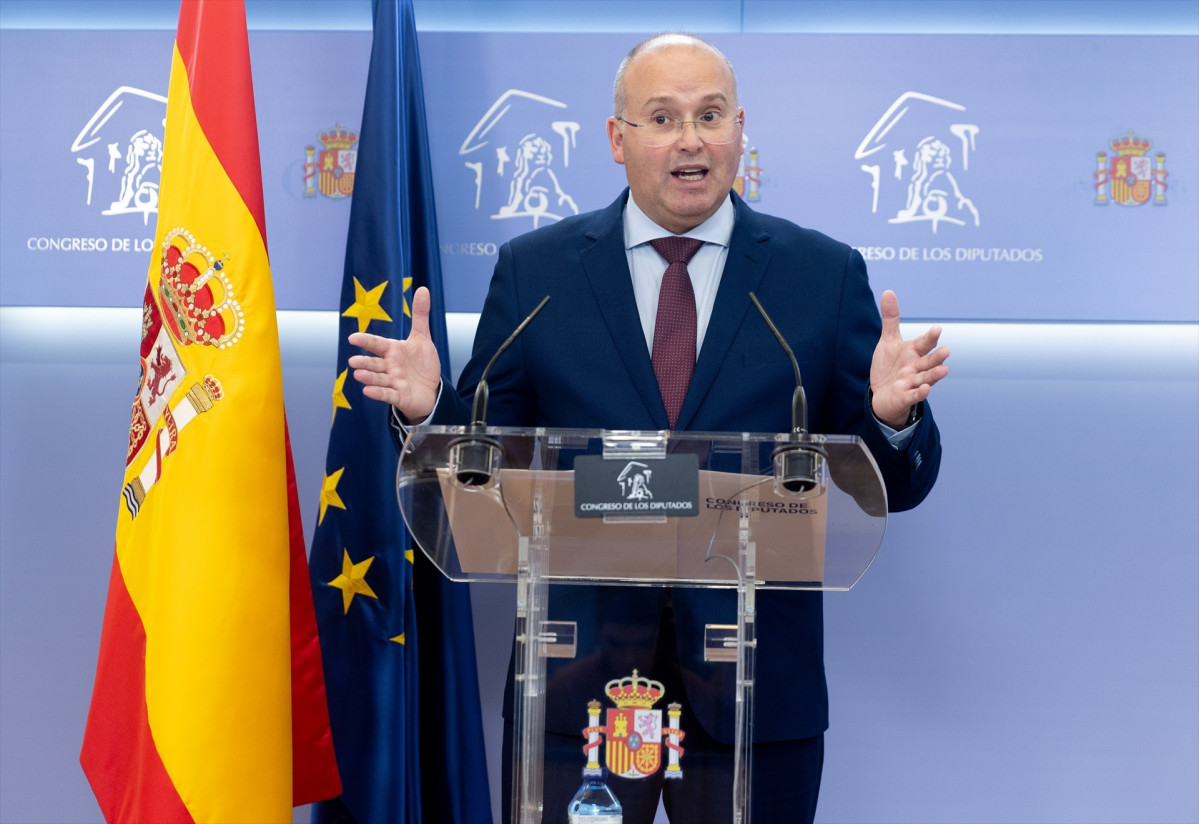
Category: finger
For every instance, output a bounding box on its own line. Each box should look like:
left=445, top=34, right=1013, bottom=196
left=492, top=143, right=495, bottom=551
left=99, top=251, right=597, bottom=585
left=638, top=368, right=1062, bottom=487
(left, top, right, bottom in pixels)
left=899, top=349, right=948, bottom=388
left=351, top=365, right=401, bottom=389
left=879, top=289, right=901, bottom=340
left=409, top=286, right=432, bottom=340
left=912, top=342, right=950, bottom=370
left=898, top=326, right=942, bottom=361
left=902, top=325, right=941, bottom=358
left=348, top=331, right=393, bottom=357
left=892, top=382, right=932, bottom=412
left=914, top=362, right=950, bottom=390
left=359, top=384, right=399, bottom=406
left=347, top=352, right=386, bottom=373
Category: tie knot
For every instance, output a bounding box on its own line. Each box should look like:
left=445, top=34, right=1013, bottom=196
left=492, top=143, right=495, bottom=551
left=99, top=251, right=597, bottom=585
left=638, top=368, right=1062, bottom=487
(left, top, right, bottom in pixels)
left=650, top=236, right=704, bottom=266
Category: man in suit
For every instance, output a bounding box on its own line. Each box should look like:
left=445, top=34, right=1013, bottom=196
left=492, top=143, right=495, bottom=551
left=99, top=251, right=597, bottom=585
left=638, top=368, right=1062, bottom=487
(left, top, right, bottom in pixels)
left=351, top=32, right=948, bottom=824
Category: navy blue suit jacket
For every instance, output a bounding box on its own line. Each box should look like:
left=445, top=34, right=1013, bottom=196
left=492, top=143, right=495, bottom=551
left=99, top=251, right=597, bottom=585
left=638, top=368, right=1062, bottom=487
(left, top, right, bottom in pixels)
left=428, top=189, right=941, bottom=742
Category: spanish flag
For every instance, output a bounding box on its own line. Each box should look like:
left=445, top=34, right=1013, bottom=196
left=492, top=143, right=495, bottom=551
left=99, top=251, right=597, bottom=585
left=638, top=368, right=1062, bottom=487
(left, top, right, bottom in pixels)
left=80, top=1, right=340, bottom=821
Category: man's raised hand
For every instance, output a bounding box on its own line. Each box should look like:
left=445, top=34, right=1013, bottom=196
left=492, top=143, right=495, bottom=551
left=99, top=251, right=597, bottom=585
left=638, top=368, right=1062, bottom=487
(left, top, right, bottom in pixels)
left=348, top=285, right=442, bottom=423
left=869, top=290, right=950, bottom=428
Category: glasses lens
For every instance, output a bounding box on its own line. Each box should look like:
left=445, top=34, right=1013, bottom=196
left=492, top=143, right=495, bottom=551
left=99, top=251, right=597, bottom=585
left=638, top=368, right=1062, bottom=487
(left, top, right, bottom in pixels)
left=640, top=117, right=741, bottom=148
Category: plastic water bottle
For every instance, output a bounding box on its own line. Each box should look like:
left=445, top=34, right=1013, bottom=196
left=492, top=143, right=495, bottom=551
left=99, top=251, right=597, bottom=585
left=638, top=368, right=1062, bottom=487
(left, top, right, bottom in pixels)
left=567, top=771, right=622, bottom=824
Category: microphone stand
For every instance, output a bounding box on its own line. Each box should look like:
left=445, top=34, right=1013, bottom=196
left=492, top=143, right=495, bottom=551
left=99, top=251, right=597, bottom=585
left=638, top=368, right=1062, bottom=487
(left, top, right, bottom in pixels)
left=748, top=292, right=827, bottom=497
left=448, top=295, right=551, bottom=487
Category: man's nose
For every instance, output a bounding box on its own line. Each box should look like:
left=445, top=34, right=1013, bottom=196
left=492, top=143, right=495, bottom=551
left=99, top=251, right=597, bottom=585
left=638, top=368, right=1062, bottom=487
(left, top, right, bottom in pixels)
left=675, top=121, right=705, bottom=150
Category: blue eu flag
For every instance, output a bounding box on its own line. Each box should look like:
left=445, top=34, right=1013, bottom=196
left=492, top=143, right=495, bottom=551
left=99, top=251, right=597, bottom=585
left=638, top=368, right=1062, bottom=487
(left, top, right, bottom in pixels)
left=308, top=1, right=493, bottom=821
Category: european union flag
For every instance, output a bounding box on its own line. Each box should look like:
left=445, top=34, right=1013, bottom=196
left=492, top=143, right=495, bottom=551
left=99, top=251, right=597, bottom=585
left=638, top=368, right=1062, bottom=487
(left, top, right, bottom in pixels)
left=308, top=1, right=492, bottom=822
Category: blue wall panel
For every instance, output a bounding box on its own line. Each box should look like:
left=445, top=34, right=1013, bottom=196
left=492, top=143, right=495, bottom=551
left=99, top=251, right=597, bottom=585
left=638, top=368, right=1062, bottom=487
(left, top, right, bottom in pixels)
left=2, top=29, right=1196, bottom=320
left=1, top=2, right=1197, bottom=822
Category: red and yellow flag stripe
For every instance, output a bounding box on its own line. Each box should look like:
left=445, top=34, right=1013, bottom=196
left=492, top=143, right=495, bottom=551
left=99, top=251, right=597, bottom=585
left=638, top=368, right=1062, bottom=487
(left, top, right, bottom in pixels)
left=81, top=2, right=338, bottom=821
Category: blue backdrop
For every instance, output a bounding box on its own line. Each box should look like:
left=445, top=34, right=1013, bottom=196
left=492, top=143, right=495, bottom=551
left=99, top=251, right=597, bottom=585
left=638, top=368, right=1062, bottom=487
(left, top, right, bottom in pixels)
left=1, top=3, right=1196, bottom=823
left=1, top=30, right=1195, bottom=321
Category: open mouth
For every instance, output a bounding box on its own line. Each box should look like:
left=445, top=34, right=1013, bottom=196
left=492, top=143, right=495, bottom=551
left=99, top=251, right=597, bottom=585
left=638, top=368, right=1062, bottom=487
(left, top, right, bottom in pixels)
left=672, top=168, right=707, bottom=182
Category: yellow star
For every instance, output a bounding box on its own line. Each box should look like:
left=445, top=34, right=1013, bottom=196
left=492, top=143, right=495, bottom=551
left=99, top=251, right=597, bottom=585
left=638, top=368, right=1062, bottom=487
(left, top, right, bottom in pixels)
left=331, top=368, right=352, bottom=425
left=342, top=277, right=392, bottom=333
left=400, top=276, right=414, bottom=318
left=390, top=633, right=406, bottom=645
left=327, top=549, right=378, bottom=614
left=318, top=467, right=347, bottom=525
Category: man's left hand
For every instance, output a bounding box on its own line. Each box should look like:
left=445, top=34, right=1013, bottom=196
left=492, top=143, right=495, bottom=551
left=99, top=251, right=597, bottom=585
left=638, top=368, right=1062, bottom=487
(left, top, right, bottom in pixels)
left=869, top=290, right=950, bottom=428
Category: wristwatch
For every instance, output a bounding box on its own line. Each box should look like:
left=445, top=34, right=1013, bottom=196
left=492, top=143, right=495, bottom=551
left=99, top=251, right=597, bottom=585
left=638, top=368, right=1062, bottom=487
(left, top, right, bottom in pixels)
left=870, top=389, right=921, bottom=429
left=902, top=402, right=921, bottom=428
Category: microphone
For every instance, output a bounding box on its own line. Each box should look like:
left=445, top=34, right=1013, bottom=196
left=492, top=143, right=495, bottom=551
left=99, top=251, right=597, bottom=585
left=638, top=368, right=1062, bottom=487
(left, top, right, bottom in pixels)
left=748, top=292, right=826, bottom=496
left=449, top=295, right=551, bottom=487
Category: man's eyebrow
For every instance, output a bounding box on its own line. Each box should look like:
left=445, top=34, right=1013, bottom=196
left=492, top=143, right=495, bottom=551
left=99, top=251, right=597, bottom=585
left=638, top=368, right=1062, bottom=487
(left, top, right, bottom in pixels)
left=640, top=92, right=730, bottom=109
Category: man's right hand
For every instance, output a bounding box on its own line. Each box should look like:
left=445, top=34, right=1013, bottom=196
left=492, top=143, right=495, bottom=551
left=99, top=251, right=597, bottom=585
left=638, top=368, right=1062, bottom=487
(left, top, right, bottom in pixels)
left=348, top=285, right=442, bottom=423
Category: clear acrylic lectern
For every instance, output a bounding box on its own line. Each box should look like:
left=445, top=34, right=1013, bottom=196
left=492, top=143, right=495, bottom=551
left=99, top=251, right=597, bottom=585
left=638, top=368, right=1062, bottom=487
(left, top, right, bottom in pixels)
left=397, top=426, right=888, bottom=824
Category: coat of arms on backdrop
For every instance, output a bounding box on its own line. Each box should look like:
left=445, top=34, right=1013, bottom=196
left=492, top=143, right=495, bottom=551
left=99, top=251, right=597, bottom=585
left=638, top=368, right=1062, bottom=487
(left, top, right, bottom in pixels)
left=1094, top=130, right=1168, bottom=207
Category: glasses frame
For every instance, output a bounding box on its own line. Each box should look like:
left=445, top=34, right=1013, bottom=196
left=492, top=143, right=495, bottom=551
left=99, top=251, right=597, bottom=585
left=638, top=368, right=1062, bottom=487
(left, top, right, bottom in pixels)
left=615, top=114, right=744, bottom=147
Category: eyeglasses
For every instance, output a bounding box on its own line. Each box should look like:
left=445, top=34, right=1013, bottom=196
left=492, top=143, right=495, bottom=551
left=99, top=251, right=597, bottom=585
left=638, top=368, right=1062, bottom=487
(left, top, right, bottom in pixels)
left=616, top=113, right=743, bottom=148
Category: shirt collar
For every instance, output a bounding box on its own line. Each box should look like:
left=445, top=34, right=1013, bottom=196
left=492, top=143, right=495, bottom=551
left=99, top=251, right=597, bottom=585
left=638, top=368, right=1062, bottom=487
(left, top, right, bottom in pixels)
left=624, top=192, right=735, bottom=250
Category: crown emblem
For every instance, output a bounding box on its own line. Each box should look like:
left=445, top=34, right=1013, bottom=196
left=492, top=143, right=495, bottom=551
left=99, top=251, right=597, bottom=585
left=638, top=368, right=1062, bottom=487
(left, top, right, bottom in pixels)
left=319, top=123, right=358, bottom=152
left=605, top=669, right=664, bottom=709
left=158, top=227, right=245, bottom=349
left=1110, top=130, right=1152, bottom=157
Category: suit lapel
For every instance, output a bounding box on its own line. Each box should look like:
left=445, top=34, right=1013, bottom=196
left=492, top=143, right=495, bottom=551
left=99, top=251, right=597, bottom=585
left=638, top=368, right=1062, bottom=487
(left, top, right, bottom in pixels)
left=580, top=193, right=671, bottom=429
left=676, top=198, right=772, bottom=431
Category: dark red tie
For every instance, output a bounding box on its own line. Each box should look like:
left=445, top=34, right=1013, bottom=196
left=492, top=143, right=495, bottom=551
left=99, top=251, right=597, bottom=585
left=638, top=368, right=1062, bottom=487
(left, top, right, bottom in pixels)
left=649, top=236, right=704, bottom=429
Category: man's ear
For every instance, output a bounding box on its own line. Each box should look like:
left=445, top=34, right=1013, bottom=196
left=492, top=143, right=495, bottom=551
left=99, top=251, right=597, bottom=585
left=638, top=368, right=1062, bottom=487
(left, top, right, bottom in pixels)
left=607, top=117, right=626, bottom=165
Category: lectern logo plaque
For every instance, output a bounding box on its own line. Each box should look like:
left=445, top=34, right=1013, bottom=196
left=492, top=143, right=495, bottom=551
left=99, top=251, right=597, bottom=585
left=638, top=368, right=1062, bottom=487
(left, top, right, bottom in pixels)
left=574, top=454, right=699, bottom=518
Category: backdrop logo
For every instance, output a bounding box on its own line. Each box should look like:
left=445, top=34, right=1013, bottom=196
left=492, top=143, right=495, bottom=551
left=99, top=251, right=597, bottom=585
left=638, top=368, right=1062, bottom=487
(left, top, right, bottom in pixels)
left=1094, top=130, right=1167, bottom=206
left=70, top=86, right=167, bottom=225
left=303, top=123, right=358, bottom=199
left=459, top=89, right=580, bottom=228
left=854, top=92, right=981, bottom=233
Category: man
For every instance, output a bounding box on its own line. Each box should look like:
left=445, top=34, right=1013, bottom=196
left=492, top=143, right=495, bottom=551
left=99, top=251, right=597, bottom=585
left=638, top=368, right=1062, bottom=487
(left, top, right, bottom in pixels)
left=351, top=32, right=947, bottom=824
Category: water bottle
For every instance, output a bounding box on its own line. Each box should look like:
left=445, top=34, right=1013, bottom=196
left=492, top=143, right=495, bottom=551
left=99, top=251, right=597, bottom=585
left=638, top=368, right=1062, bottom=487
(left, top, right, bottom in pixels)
left=567, top=770, right=622, bottom=824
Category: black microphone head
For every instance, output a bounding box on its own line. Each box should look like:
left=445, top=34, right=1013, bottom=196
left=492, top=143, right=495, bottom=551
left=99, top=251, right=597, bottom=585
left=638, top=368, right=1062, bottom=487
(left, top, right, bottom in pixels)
left=779, top=451, right=819, bottom=493
left=772, top=440, right=827, bottom=498
left=449, top=435, right=503, bottom=488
